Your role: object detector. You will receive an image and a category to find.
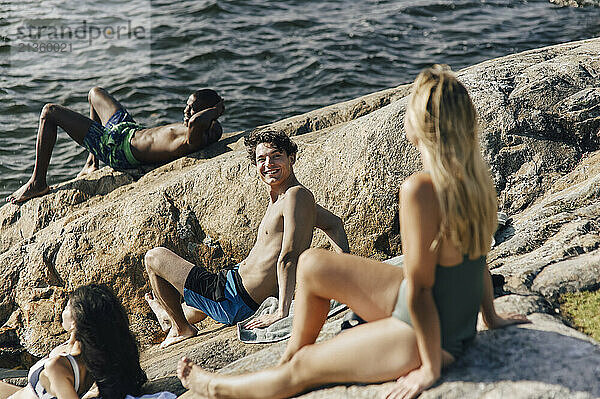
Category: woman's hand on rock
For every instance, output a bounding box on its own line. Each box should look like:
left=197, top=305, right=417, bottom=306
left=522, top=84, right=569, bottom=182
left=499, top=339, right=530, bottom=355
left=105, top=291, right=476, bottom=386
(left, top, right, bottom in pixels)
left=490, top=312, right=531, bottom=329
left=385, top=365, right=438, bottom=399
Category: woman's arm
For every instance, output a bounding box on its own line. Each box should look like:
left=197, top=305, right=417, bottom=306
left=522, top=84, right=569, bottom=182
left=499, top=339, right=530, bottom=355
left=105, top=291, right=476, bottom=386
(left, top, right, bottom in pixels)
left=41, top=357, right=80, bottom=399
left=481, top=266, right=530, bottom=329
left=1, top=380, right=29, bottom=398
left=391, top=175, right=443, bottom=397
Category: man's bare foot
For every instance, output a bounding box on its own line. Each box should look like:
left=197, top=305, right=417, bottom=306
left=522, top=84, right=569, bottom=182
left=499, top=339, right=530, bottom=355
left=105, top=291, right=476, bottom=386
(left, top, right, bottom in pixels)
left=177, top=356, right=212, bottom=396
left=145, top=292, right=171, bottom=331
left=160, top=324, right=198, bottom=349
left=77, top=163, right=99, bottom=178
left=6, top=180, right=49, bottom=204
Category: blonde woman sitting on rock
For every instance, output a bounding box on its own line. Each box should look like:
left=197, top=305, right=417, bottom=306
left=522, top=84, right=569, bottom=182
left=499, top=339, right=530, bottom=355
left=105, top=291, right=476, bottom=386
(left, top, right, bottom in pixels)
left=175, top=66, right=530, bottom=399
left=0, top=284, right=147, bottom=399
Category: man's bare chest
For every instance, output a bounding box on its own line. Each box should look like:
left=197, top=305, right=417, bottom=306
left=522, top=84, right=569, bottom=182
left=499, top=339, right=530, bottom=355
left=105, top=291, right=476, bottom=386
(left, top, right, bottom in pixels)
left=256, top=202, right=285, bottom=241
left=134, top=123, right=186, bottom=145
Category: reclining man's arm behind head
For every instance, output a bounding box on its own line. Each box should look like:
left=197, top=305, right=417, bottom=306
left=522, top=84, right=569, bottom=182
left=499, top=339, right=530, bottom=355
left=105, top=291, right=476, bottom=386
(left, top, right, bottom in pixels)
left=315, top=204, right=349, bottom=253
left=186, top=101, right=224, bottom=149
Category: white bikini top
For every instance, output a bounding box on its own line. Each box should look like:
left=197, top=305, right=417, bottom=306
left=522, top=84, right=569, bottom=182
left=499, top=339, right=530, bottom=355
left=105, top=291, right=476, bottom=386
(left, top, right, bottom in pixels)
left=28, top=354, right=81, bottom=399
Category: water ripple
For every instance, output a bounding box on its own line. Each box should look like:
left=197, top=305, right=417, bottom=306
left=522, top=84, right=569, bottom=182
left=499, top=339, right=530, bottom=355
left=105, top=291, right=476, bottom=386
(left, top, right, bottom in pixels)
left=1, top=0, right=599, bottom=198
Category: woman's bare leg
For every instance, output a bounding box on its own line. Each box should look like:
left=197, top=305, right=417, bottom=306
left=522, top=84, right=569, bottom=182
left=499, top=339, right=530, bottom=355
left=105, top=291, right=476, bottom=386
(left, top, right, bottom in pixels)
left=179, top=318, right=420, bottom=399
left=6, top=104, right=93, bottom=203
left=0, top=381, right=36, bottom=399
left=281, top=248, right=404, bottom=362
left=177, top=250, right=420, bottom=398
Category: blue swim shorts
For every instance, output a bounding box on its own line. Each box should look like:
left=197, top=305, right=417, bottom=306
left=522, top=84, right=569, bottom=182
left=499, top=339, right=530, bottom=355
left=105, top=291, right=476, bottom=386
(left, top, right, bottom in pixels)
left=183, top=265, right=259, bottom=325
left=83, top=108, right=144, bottom=170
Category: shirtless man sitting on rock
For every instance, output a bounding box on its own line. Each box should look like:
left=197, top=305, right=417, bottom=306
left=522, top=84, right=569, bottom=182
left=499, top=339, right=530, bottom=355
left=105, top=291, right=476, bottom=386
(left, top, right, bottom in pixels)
left=144, top=130, right=349, bottom=348
left=6, top=87, right=224, bottom=203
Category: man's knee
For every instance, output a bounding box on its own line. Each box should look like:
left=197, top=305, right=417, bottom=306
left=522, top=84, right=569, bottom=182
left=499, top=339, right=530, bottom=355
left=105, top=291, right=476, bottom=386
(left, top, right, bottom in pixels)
left=88, top=86, right=105, bottom=103
left=40, top=103, right=59, bottom=121
left=144, top=247, right=169, bottom=274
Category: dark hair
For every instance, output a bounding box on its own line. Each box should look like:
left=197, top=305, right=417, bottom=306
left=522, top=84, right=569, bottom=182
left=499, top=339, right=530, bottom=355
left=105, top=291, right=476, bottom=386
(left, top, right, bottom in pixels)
left=191, top=89, right=221, bottom=112
left=244, top=129, right=298, bottom=165
left=70, top=284, right=147, bottom=399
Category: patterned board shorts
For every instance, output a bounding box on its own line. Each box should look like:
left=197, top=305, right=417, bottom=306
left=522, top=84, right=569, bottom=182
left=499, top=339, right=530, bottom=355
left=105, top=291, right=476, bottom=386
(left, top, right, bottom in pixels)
left=82, top=108, right=143, bottom=170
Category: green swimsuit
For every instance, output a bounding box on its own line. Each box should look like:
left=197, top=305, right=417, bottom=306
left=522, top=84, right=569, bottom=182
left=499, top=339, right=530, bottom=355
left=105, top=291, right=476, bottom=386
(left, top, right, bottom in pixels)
left=392, top=255, right=485, bottom=358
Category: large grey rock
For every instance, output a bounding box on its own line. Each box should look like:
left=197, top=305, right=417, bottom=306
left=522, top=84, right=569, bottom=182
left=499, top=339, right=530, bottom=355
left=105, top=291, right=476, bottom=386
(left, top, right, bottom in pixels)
left=139, top=310, right=349, bottom=397
left=0, top=80, right=421, bottom=358
left=0, top=38, right=599, bottom=398
left=550, top=0, right=600, bottom=7
left=174, top=38, right=600, bottom=398
left=532, top=248, right=600, bottom=301
left=488, top=150, right=600, bottom=295
left=179, top=296, right=600, bottom=399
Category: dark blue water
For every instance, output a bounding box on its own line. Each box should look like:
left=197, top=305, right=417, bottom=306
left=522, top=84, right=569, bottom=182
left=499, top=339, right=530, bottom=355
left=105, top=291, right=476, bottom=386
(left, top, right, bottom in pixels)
left=0, top=0, right=599, bottom=199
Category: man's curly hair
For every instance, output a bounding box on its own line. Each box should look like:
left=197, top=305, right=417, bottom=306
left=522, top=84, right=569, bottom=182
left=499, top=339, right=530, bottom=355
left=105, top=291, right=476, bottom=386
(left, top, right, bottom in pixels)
left=244, top=129, right=298, bottom=165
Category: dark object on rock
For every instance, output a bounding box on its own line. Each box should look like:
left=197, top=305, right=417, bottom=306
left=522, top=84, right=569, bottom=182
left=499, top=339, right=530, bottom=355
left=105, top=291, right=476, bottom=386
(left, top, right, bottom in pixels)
left=340, top=311, right=367, bottom=331
left=492, top=274, right=506, bottom=289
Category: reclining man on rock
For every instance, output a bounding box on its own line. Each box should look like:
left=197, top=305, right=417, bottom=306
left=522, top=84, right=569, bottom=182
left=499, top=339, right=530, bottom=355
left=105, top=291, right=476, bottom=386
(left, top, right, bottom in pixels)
left=6, top=87, right=224, bottom=204
left=144, top=129, right=350, bottom=348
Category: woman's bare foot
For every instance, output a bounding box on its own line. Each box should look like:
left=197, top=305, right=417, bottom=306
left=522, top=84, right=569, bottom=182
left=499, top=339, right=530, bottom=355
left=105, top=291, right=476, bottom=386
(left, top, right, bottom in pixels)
left=177, top=357, right=195, bottom=390
left=177, top=356, right=212, bottom=396
left=160, top=323, right=198, bottom=349
left=6, top=180, right=49, bottom=204
left=145, top=292, right=171, bottom=331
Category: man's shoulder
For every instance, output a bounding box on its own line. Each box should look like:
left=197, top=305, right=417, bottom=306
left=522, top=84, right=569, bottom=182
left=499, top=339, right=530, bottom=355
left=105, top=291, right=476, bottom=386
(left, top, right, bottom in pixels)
left=284, top=185, right=315, bottom=204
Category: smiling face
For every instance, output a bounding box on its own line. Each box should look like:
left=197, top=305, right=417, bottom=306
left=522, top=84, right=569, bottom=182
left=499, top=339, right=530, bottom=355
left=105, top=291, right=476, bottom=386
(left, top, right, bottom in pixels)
left=61, top=300, right=76, bottom=332
left=255, top=143, right=295, bottom=187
